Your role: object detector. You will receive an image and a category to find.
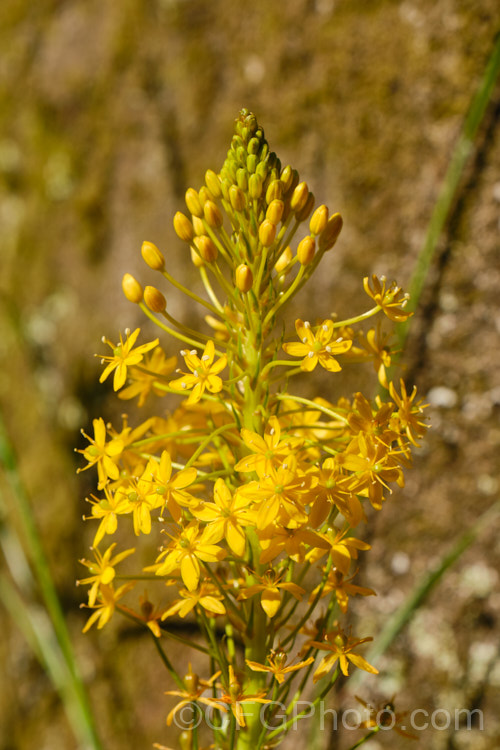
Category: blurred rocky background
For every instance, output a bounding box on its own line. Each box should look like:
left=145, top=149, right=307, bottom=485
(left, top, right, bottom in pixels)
left=0, top=1, right=499, bottom=748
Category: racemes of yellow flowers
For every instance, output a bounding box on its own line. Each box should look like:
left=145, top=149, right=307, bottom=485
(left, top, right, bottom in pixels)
left=77, top=110, right=427, bottom=750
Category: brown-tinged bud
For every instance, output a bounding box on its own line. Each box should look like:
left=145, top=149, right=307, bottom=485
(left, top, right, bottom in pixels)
left=265, top=179, right=283, bottom=204
left=205, top=169, right=222, bottom=198
left=179, top=730, right=193, bottom=750
left=235, top=264, right=253, bottom=293
left=280, top=165, right=295, bottom=194
left=141, top=240, right=165, bottom=271
left=319, top=212, right=343, bottom=251
left=274, top=245, right=293, bottom=272
left=309, top=204, right=329, bottom=236
left=190, top=246, right=204, bottom=267
left=297, top=235, right=316, bottom=265
left=183, top=669, right=199, bottom=693
left=259, top=219, right=276, bottom=247
left=248, top=173, right=263, bottom=199
left=185, top=188, right=203, bottom=217
left=122, top=273, right=143, bottom=303
left=194, top=235, right=218, bottom=262
left=295, top=191, right=315, bottom=222
left=144, top=285, right=166, bottom=312
left=290, top=181, right=309, bottom=212
left=266, top=199, right=284, bottom=225
left=229, top=185, right=246, bottom=212
left=203, top=200, right=223, bottom=229
left=173, top=211, right=194, bottom=242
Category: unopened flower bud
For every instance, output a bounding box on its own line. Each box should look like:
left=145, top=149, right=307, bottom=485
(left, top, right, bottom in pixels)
left=266, top=199, right=284, bottom=225
left=246, top=154, right=257, bottom=174
left=266, top=179, right=283, bottom=204
left=259, top=219, right=276, bottom=248
left=205, top=169, right=221, bottom=198
left=236, top=168, right=248, bottom=191
left=190, top=246, right=204, bottom=267
left=256, top=161, right=268, bottom=180
left=144, top=285, right=166, bottom=313
left=248, top=173, right=263, bottom=199
left=235, top=264, right=253, bottom=293
left=203, top=200, right=223, bottom=228
left=295, top=191, right=315, bottom=222
left=141, top=240, right=165, bottom=271
left=192, top=215, right=205, bottom=236
left=274, top=246, right=293, bottom=272
left=173, top=211, right=194, bottom=242
left=280, top=165, right=296, bottom=194
left=319, top=212, right=343, bottom=251
left=185, top=188, right=203, bottom=217
left=309, top=205, right=329, bottom=236
left=229, top=185, right=246, bottom=212
left=297, top=235, right=316, bottom=265
left=194, top=235, right=218, bottom=262
left=122, top=273, right=143, bottom=303
left=290, top=181, right=309, bottom=212
left=199, top=186, right=213, bottom=204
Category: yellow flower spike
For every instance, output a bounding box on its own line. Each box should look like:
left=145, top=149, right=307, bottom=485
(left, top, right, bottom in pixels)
left=185, top=187, right=203, bottom=217
left=318, top=212, right=343, bottom=251
left=310, top=204, right=329, bottom=236
left=283, top=319, right=352, bottom=372
left=121, top=273, right=143, bottom=304
left=194, top=235, right=218, bottom=263
left=141, top=240, right=165, bottom=271
left=173, top=211, right=194, bottom=242
left=98, top=328, right=159, bottom=391
left=297, top=235, right=316, bottom=265
left=290, top=181, right=309, bottom=212
left=235, top=264, right=253, bottom=293
left=144, top=286, right=167, bottom=313
left=258, top=219, right=276, bottom=248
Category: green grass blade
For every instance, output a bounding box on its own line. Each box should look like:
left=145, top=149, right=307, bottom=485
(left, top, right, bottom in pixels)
left=0, top=411, right=102, bottom=750
left=397, top=33, right=500, bottom=350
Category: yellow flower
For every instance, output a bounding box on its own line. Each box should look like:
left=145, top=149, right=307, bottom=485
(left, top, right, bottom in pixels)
left=191, top=478, right=251, bottom=558
left=214, top=666, right=270, bottom=727
left=246, top=650, right=314, bottom=684
left=363, top=275, right=412, bottom=322
left=87, top=487, right=130, bottom=547
left=234, top=416, right=303, bottom=475
left=99, top=328, right=159, bottom=391
left=78, top=543, right=135, bottom=606
left=152, top=450, right=198, bottom=523
left=77, top=417, right=124, bottom=489
left=81, top=582, right=134, bottom=632
left=162, top=582, right=226, bottom=619
left=311, top=627, right=379, bottom=680
left=169, top=339, right=227, bottom=404
left=389, top=378, right=428, bottom=447
left=165, top=666, right=222, bottom=726
left=118, top=347, right=177, bottom=406
left=283, top=319, right=352, bottom=372
left=310, top=567, right=375, bottom=613
left=116, top=458, right=163, bottom=536
left=156, top=521, right=226, bottom=591
left=238, top=570, right=305, bottom=618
